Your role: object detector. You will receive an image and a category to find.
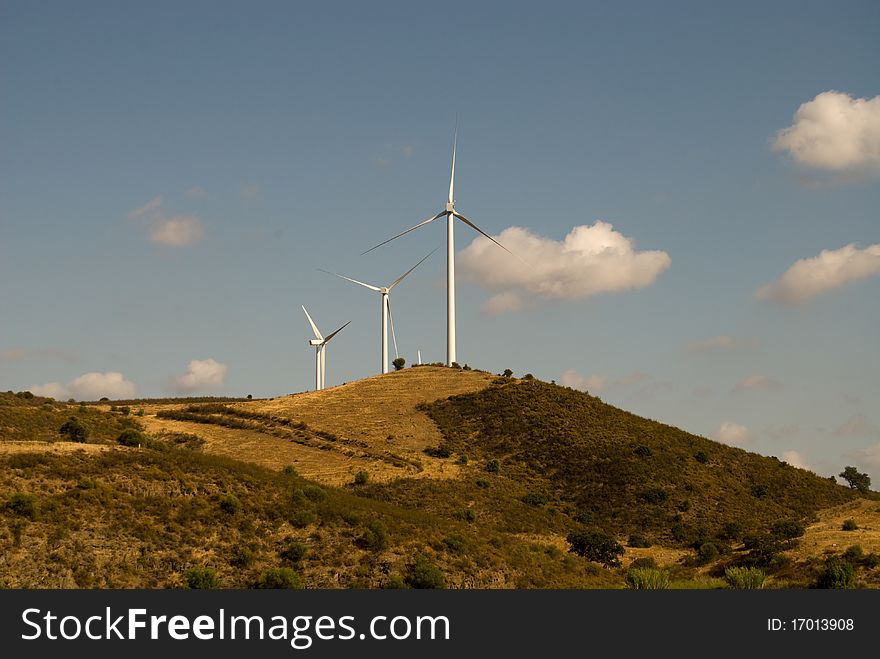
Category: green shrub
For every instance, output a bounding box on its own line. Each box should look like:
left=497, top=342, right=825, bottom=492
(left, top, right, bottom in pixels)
left=353, top=471, right=369, bottom=486
left=503, top=369, right=513, bottom=377
left=694, top=451, right=709, bottom=464
left=625, top=568, right=669, bottom=590
left=863, top=553, right=880, bottom=569
left=640, top=487, right=668, bottom=504
left=817, top=557, right=855, bottom=589
left=424, top=445, right=452, bottom=458
left=457, top=454, right=469, bottom=465
left=392, top=357, right=406, bottom=371
left=59, top=417, right=89, bottom=442
left=256, top=567, right=304, bottom=589
left=742, top=534, right=783, bottom=567
left=520, top=492, right=548, bottom=507
left=629, top=557, right=657, bottom=570
left=566, top=530, right=624, bottom=567
left=475, top=478, right=490, bottom=489
left=280, top=539, right=309, bottom=563
left=455, top=509, right=476, bottom=523
left=442, top=534, right=467, bottom=555
left=843, top=545, right=863, bottom=562
left=230, top=545, right=254, bottom=568
left=116, top=428, right=145, bottom=447
left=633, top=445, right=652, bottom=457
left=839, top=466, right=871, bottom=493
left=771, top=520, right=805, bottom=546
left=7, top=493, right=39, bottom=519
left=485, top=459, right=500, bottom=474
left=696, top=542, right=719, bottom=564
left=724, top=567, right=765, bottom=589
left=842, top=519, right=858, bottom=531
left=120, top=406, right=131, bottom=416
left=355, top=520, right=388, bottom=551
left=383, top=575, right=407, bottom=589
left=302, top=485, right=327, bottom=502
left=627, top=534, right=651, bottom=548
left=185, top=566, right=220, bottom=589
left=522, top=373, right=534, bottom=380
left=219, top=494, right=242, bottom=515
left=404, top=556, right=445, bottom=589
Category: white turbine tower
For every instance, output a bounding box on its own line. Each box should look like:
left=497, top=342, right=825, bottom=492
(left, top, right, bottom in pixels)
left=363, top=127, right=515, bottom=366
left=321, top=250, right=436, bottom=374
left=301, top=306, right=350, bottom=391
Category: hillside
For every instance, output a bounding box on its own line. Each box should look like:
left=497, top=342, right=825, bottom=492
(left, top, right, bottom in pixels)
left=1, top=368, right=878, bottom=589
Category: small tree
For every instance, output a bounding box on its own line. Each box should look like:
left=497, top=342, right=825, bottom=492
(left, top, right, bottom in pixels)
left=503, top=369, right=513, bottom=377
left=59, top=417, right=89, bottom=443
left=817, top=557, right=855, bottom=589
left=392, top=357, right=406, bottom=371
left=567, top=530, right=624, bottom=567
left=404, top=556, right=445, bottom=589
left=839, top=466, right=871, bottom=493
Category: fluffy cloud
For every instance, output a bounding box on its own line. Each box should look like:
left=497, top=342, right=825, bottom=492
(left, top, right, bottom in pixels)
left=733, top=375, right=781, bottom=392
left=150, top=216, right=205, bottom=247
left=782, top=450, right=810, bottom=471
left=31, top=372, right=137, bottom=401
left=458, top=222, right=671, bottom=314
left=560, top=369, right=607, bottom=392
left=172, top=358, right=228, bottom=392
left=771, top=91, right=880, bottom=171
left=757, top=243, right=880, bottom=305
left=712, top=422, right=754, bottom=447
left=128, top=197, right=206, bottom=247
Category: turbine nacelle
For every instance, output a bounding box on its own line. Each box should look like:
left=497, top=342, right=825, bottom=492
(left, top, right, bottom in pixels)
left=309, top=339, right=323, bottom=346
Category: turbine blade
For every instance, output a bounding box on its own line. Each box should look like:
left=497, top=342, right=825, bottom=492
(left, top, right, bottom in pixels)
left=386, top=297, right=399, bottom=360
left=322, top=320, right=351, bottom=344
left=448, top=119, right=457, bottom=205
left=318, top=269, right=381, bottom=291
left=387, top=246, right=440, bottom=290
left=361, top=211, right=446, bottom=255
left=452, top=212, right=516, bottom=258
left=301, top=305, right=323, bottom=340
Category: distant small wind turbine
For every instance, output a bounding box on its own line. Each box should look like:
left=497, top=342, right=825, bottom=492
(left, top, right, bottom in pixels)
left=417, top=349, right=422, bottom=365
left=301, top=305, right=350, bottom=391
left=321, top=249, right=436, bottom=374
left=363, top=124, right=516, bottom=366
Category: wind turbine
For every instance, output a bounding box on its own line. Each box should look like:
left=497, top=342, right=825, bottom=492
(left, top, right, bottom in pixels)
left=321, top=249, right=436, bottom=374
left=301, top=305, right=350, bottom=391
left=363, top=126, right=515, bottom=366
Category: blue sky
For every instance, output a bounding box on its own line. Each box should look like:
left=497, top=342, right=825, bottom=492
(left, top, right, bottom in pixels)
left=2, top=1, right=879, bottom=483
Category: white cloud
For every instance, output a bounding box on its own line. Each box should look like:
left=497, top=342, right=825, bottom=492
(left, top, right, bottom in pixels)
left=712, top=421, right=754, bottom=448
left=128, top=196, right=162, bottom=219
left=31, top=372, right=137, bottom=401
left=172, top=358, right=228, bottom=392
left=782, top=450, right=810, bottom=471
left=30, top=382, right=71, bottom=399
left=128, top=196, right=205, bottom=247
left=560, top=369, right=607, bottom=392
left=733, top=374, right=781, bottom=392
left=835, top=415, right=880, bottom=437
left=757, top=243, right=880, bottom=305
left=150, top=216, right=205, bottom=247
left=185, top=186, right=208, bottom=199
left=772, top=91, right=880, bottom=171
left=458, top=222, right=671, bottom=314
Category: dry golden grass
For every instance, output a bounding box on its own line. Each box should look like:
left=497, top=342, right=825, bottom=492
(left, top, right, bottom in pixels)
left=139, top=366, right=495, bottom=486
left=0, top=441, right=122, bottom=457
left=787, top=497, right=880, bottom=561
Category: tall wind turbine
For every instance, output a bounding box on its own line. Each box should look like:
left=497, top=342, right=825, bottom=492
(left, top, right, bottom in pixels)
left=321, top=249, right=436, bottom=374
left=363, top=127, right=515, bottom=366
left=301, top=305, right=350, bottom=391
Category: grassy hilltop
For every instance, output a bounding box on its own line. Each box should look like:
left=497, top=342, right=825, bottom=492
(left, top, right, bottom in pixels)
left=1, top=368, right=878, bottom=589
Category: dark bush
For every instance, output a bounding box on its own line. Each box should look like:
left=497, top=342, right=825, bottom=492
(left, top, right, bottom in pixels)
left=566, top=530, right=624, bottom=567
left=475, top=478, right=490, bottom=489
left=7, top=493, right=39, bottom=519
left=698, top=542, right=719, bottom=564
left=771, top=520, right=805, bottom=546
left=864, top=553, right=880, bottom=569
left=633, top=445, right=652, bottom=457
left=353, top=471, right=369, bottom=486
left=629, top=556, right=657, bottom=570
left=503, top=369, right=513, bottom=377
left=185, top=566, right=220, bottom=589
left=486, top=459, right=500, bottom=474
left=694, top=451, right=709, bottom=464
left=355, top=520, right=388, bottom=552
left=522, top=373, right=534, bottom=380
left=392, top=357, right=406, bottom=371
left=280, top=539, right=309, bottom=563
left=256, top=568, right=304, bottom=589
left=839, top=466, right=871, bottom=493
left=751, top=484, right=769, bottom=498
left=817, top=557, right=855, bottom=589
left=424, top=445, right=452, bottom=458
left=116, top=428, right=145, bottom=447
left=59, top=417, right=89, bottom=443
left=230, top=545, right=254, bottom=569
left=842, top=519, right=858, bottom=531
left=521, top=492, right=548, bottom=507
left=742, top=534, right=783, bottom=567
left=843, top=545, right=863, bottom=562
left=219, top=494, right=242, bottom=515
left=640, top=487, right=668, bottom=504
left=404, top=556, right=445, bottom=589
left=627, top=534, right=651, bottom=548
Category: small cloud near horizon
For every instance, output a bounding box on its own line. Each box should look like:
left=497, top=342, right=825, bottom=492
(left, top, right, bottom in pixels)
left=782, top=450, right=810, bottom=471
left=171, top=358, right=228, bottom=392
left=712, top=421, right=754, bottom=448
left=31, top=371, right=136, bottom=401
left=128, top=196, right=206, bottom=247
